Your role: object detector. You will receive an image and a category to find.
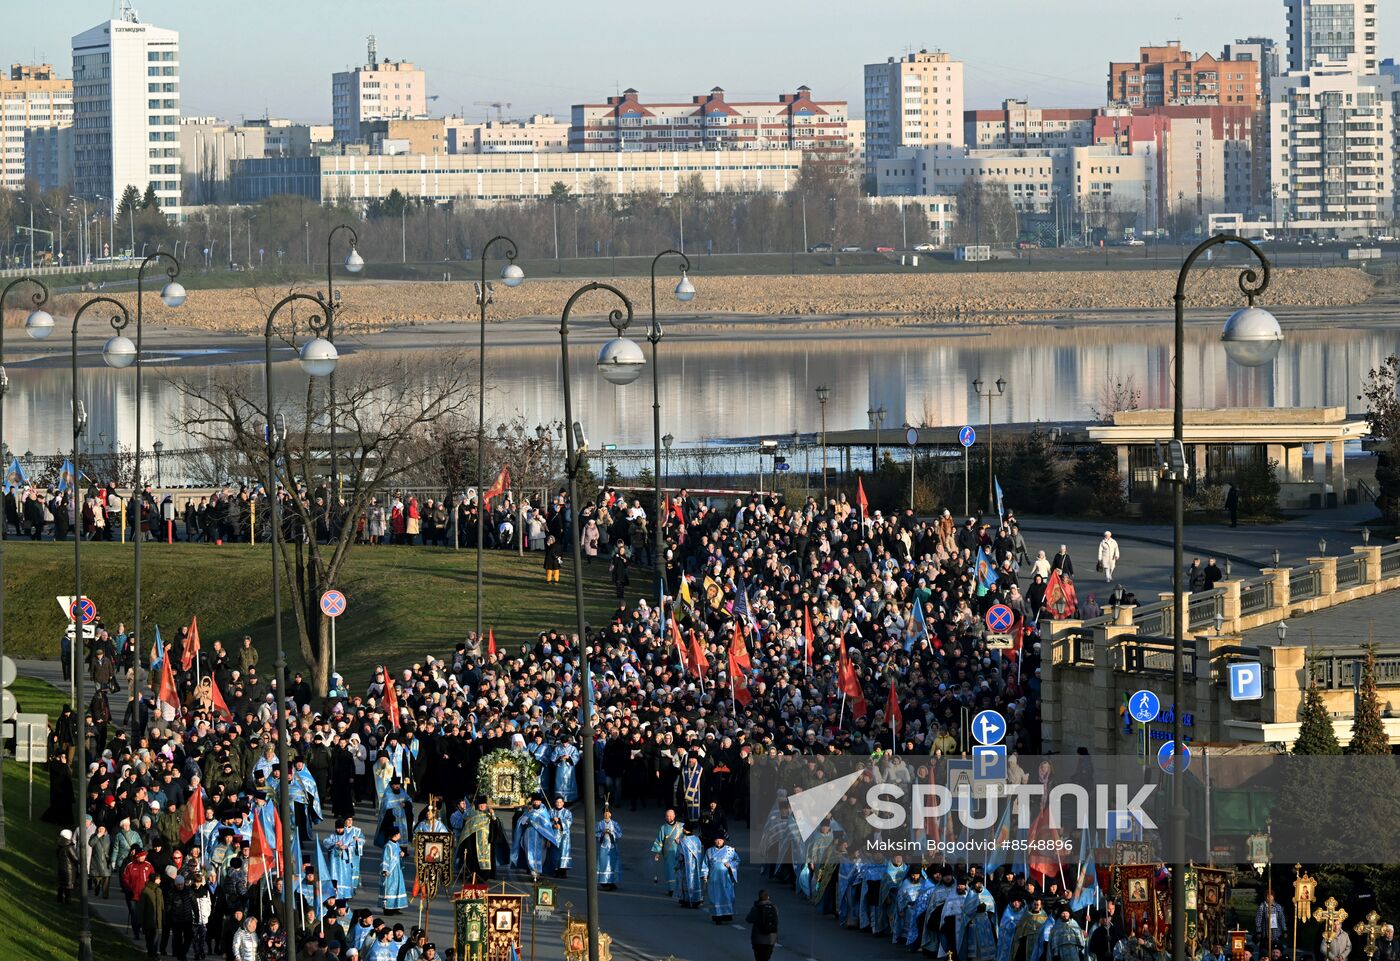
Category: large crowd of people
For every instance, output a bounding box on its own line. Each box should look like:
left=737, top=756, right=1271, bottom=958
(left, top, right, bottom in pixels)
left=33, top=483, right=1369, bottom=961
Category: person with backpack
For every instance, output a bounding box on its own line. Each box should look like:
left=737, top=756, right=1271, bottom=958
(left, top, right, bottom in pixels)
left=745, top=889, right=779, bottom=961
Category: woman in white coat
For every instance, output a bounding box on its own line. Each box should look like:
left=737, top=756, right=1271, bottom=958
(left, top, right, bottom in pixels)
left=1097, top=531, right=1120, bottom=581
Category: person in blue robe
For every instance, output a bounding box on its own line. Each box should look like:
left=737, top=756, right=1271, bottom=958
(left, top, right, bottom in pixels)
left=373, top=779, right=413, bottom=848
left=550, top=741, right=580, bottom=804
left=322, top=816, right=364, bottom=900
left=674, top=823, right=704, bottom=908
left=380, top=827, right=407, bottom=914
left=595, top=808, right=622, bottom=889
left=545, top=796, right=573, bottom=878
left=510, top=796, right=558, bottom=878
left=700, top=834, right=741, bottom=924
left=874, top=856, right=909, bottom=936
left=649, top=809, right=683, bottom=896
left=958, top=880, right=1000, bottom=961
left=998, top=896, right=1027, bottom=961
left=893, top=866, right=933, bottom=946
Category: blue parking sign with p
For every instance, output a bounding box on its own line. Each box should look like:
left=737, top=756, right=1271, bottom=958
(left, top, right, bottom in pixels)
left=972, top=745, right=1007, bottom=781
left=1228, top=662, right=1263, bottom=701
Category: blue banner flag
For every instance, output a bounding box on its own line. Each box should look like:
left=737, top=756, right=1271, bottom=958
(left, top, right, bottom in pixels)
left=150, top=624, right=165, bottom=672
left=57, top=459, right=77, bottom=494
left=904, top=598, right=929, bottom=652
left=976, top=546, right=999, bottom=594
left=3, top=456, right=26, bottom=494
left=994, top=476, right=1005, bottom=519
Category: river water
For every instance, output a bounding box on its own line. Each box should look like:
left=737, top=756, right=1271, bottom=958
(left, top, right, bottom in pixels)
left=2, top=319, right=1395, bottom=463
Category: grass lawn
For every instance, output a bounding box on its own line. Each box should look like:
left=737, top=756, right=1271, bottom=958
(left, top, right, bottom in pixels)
left=1, top=541, right=643, bottom=682
left=2, top=678, right=146, bottom=961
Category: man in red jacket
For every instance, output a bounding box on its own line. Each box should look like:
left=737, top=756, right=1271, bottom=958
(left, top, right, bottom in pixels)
left=121, top=846, right=155, bottom=940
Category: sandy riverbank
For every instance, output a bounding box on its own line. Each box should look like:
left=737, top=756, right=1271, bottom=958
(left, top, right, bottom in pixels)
left=16, top=266, right=1377, bottom=335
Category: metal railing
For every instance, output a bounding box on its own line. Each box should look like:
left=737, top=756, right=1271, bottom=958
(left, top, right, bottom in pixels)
left=1187, top=589, right=1224, bottom=631
left=1121, top=638, right=1198, bottom=677
left=1335, top=554, right=1368, bottom=590
left=1290, top=566, right=1322, bottom=603
left=1309, top=648, right=1400, bottom=690
left=1238, top=577, right=1274, bottom=617
left=1133, top=604, right=1170, bottom=637
left=1382, top=543, right=1400, bottom=578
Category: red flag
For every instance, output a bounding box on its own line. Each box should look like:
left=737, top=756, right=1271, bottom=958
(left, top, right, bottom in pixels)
left=836, top=639, right=867, bottom=718
left=803, top=606, right=815, bottom=669
left=1045, top=569, right=1079, bottom=620
left=483, top=466, right=511, bottom=506
left=178, top=788, right=206, bottom=844
left=728, top=647, right=752, bottom=707
left=1029, top=804, right=1062, bottom=880
left=248, top=803, right=283, bottom=885
left=180, top=615, right=201, bottom=672
left=209, top=675, right=232, bottom=720
left=382, top=667, right=401, bottom=730
left=158, top=654, right=180, bottom=712
left=856, top=476, right=869, bottom=518
left=689, top=630, right=707, bottom=679
left=487, top=628, right=496, bottom=657
left=670, top=617, right=690, bottom=676
left=672, top=501, right=686, bottom=543
left=885, top=678, right=902, bottom=738
left=729, top=622, right=751, bottom=672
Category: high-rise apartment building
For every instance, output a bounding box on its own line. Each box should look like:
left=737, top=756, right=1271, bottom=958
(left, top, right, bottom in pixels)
left=863, top=50, right=964, bottom=179
left=1, top=65, right=73, bottom=191
left=331, top=37, right=427, bottom=143
left=1222, top=37, right=1281, bottom=210
left=71, top=9, right=182, bottom=215
left=1108, top=42, right=1260, bottom=109
left=1284, top=0, right=1378, bottom=74
left=964, top=100, right=1097, bottom=149
left=569, top=87, right=849, bottom=161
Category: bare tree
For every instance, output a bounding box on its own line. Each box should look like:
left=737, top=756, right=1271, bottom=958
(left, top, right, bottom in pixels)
left=169, top=320, right=477, bottom=695
left=1089, top=372, right=1143, bottom=424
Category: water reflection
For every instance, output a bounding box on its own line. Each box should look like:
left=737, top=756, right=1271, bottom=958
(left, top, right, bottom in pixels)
left=3, top=321, right=1396, bottom=457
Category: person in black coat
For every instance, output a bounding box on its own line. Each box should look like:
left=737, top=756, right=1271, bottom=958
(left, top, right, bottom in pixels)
left=1051, top=545, right=1074, bottom=576
left=609, top=545, right=630, bottom=599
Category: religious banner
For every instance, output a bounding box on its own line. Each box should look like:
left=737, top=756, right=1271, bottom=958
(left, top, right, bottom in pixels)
left=534, top=883, right=556, bottom=920
left=1112, top=864, right=1161, bottom=942
left=478, top=750, right=540, bottom=809
left=415, top=832, right=454, bottom=900
left=454, top=894, right=488, bottom=961
left=486, top=892, right=525, bottom=961
left=1194, top=867, right=1232, bottom=952
left=1113, top=840, right=1154, bottom=866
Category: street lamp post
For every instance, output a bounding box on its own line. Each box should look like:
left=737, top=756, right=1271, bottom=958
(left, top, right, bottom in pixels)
left=1168, top=234, right=1282, bottom=961
left=972, top=376, right=1006, bottom=516
left=263, top=291, right=339, bottom=950
left=26, top=294, right=137, bottom=961
left=474, top=236, right=524, bottom=642
left=0, top=276, right=49, bottom=850
left=102, top=253, right=185, bottom=685
left=647, top=249, right=694, bottom=605
left=323, top=225, right=362, bottom=498
left=815, top=385, right=830, bottom=500
left=662, top=432, right=674, bottom=490
left=867, top=405, right=886, bottom=470
left=153, top=441, right=164, bottom=488
left=558, top=282, right=644, bottom=961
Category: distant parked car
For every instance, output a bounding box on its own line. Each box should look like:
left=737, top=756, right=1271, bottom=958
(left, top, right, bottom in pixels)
left=874, top=245, right=895, bottom=253
left=808, top=242, right=832, bottom=253
left=913, top=243, right=937, bottom=252
left=1125, top=238, right=1145, bottom=247
left=840, top=244, right=862, bottom=252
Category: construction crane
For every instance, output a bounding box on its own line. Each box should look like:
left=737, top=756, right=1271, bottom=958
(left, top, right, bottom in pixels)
left=473, top=101, right=512, bottom=123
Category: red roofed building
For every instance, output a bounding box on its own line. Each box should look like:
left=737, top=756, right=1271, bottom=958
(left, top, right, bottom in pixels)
left=1108, top=42, right=1260, bottom=110
left=964, top=100, right=1098, bottom=149
left=569, top=86, right=850, bottom=162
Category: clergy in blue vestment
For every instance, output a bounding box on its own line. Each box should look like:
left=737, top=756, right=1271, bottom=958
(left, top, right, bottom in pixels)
left=650, top=809, right=683, bottom=896
left=674, top=823, right=705, bottom=908
left=510, top=795, right=558, bottom=877
left=373, top=779, right=413, bottom=848
left=893, top=866, right=933, bottom=946
left=380, top=827, right=408, bottom=914
left=550, top=741, right=580, bottom=804
left=997, top=896, right=1027, bottom=961
left=700, top=834, right=741, bottom=924
left=322, top=816, right=365, bottom=900
left=545, top=796, right=573, bottom=878
left=958, top=880, right=1000, bottom=961
left=595, top=807, right=622, bottom=889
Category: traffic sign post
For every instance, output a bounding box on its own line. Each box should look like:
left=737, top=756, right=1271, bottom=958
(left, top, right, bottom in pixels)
left=972, top=744, right=1007, bottom=782
left=1158, top=739, right=1191, bottom=774
left=320, top=590, right=347, bottom=677
left=69, top=596, right=97, bottom=625
left=1128, top=689, right=1161, bottom=724
left=1228, top=662, right=1262, bottom=701
left=971, top=709, right=1006, bottom=746
left=986, top=604, right=1014, bottom=634
left=960, top=426, right=976, bottom=517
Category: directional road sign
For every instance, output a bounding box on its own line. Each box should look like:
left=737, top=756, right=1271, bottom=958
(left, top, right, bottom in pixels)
left=1128, top=689, right=1161, bottom=724
left=959, top=425, right=977, bottom=448
left=319, top=589, right=347, bottom=619
left=1228, top=662, right=1263, bottom=701
left=906, top=427, right=919, bottom=446
left=775, top=463, right=791, bottom=472
left=972, top=744, right=1007, bottom=781
left=986, top=604, right=1014, bottom=634
left=1157, top=740, right=1192, bottom=774
left=972, top=709, right=1006, bottom=746
left=69, top=596, right=97, bottom=625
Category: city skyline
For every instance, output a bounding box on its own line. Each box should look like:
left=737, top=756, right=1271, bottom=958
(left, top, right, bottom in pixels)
left=8, top=0, right=1391, bottom=124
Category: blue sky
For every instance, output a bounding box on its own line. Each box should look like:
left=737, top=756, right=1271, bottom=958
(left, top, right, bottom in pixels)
left=10, top=1, right=1397, bottom=123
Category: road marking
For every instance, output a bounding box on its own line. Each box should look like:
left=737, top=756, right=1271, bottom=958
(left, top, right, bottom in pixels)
left=731, top=923, right=746, bottom=930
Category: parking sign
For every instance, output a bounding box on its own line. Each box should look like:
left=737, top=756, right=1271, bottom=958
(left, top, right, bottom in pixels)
left=1228, top=662, right=1262, bottom=701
